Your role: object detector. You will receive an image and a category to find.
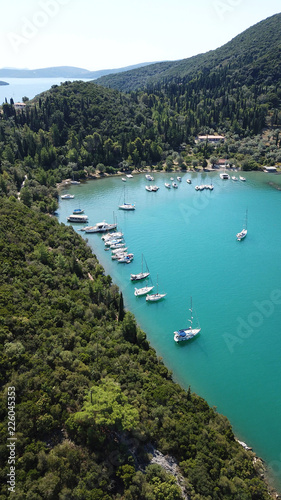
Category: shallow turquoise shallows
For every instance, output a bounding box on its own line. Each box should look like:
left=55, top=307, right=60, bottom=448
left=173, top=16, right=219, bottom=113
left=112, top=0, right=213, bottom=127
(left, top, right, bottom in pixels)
left=58, top=171, right=281, bottom=492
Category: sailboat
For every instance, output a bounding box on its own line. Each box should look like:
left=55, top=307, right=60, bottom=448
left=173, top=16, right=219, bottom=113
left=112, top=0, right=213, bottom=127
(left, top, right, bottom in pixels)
left=174, top=297, right=201, bottom=342
left=236, top=209, right=248, bottom=241
left=119, top=185, right=135, bottom=210
left=134, top=283, right=154, bottom=296
left=146, top=275, right=166, bottom=302
left=130, top=254, right=150, bottom=281
left=134, top=274, right=154, bottom=296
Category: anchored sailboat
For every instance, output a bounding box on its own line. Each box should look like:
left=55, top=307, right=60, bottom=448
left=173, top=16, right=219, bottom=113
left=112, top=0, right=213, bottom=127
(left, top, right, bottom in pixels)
left=174, top=297, right=201, bottom=342
left=130, top=254, right=150, bottom=281
left=119, top=185, right=135, bottom=210
left=146, top=275, right=166, bottom=302
left=236, top=209, right=248, bottom=241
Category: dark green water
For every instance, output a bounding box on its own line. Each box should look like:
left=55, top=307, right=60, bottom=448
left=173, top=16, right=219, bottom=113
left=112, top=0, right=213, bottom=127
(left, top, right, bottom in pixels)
left=58, top=171, right=281, bottom=491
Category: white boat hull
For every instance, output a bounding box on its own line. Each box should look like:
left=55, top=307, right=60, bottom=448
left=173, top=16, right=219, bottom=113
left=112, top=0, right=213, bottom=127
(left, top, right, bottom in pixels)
left=130, top=272, right=150, bottom=281
left=174, top=328, right=201, bottom=342
left=119, top=204, right=135, bottom=210
left=237, top=229, right=247, bottom=241
left=134, top=286, right=154, bottom=296
left=146, top=293, right=166, bottom=302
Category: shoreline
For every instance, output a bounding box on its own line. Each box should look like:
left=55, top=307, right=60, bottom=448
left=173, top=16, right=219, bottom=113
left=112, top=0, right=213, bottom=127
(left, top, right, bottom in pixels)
left=56, top=164, right=279, bottom=192
left=57, top=168, right=281, bottom=497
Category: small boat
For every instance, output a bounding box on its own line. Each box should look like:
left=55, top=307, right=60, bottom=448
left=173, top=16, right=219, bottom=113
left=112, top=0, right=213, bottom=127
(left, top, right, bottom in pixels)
left=151, top=185, right=159, bottom=191
left=119, top=186, right=135, bottom=210
left=130, top=254, right=150, bottom=281
left=134, top=285, right=154, bottom=296
left=145, top=174, right=154, bottom=181
left=177, top=176, right=182, bottom=182
left=232, top=176, right=238, bottom=181
left=122, top=177, right=127, bottom=182
left=61, top=193, right=75, bottom=199
left=111, top=250, right=129, bottom=259
left=111, top=246, right=127, bottom=254
left=102, top=231, right=123, bottom=241
left=170, top=177, right=174, bottom=181
left=110, top=242, right=126, bottom=249
left=146, top=275, right=166, bottom=302
left=71, top=180, right=80, bottom=185
left=131, top=271, right=150, bottom=281
left=85, top=221, right=117, bottom=233
left=73, top=208, right=84, bottom=214
left=119, top=202, right=135, bottom=210
left=67, top=214, right=88, bottom=223
left=172, top=182, right=178, bottom=188
left=186, top=179, right=191, bottom=184
left=239, top=176, right=246, bottom=181
left=105, top=237, right=124, bottom=246
left=165, top=182, right=171, bottom=189
left=126, top=174, right=133, bottom=178
left=220, top=172, right=230, bottom=179
left=174, top=297, right=201, bottom=342
left=236, top=209, right=248, bottom=241
left=117, top=254, right=134, bottom=263
left=146, top=185, right=153, bottom=192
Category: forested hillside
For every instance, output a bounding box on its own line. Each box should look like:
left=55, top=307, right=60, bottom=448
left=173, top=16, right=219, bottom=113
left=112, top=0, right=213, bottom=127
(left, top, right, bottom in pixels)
left=0, top=198, right=272, bottom=499
left=95, top=13, right=281, bottom=91
left=0, top=68, right=280, bottom=216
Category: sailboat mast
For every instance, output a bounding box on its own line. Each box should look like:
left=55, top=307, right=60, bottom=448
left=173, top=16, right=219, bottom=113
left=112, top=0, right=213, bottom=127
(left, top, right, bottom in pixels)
left=189, top=297, right=193, bottom=327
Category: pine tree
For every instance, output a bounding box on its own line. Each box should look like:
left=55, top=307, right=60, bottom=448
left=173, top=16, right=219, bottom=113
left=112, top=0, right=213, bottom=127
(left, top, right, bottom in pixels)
left=118, top=292, right=125, bottom=322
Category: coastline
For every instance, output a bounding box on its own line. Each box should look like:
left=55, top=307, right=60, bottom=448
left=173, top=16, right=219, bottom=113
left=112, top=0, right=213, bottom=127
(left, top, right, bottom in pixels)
left=56, top=165, right=240, bottom=191
left=57, top=170, right=281, bottom=497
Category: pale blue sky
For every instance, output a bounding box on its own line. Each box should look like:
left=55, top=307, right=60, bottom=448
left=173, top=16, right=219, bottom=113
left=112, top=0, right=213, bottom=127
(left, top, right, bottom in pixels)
left=1, top=0, right=280, bottom=71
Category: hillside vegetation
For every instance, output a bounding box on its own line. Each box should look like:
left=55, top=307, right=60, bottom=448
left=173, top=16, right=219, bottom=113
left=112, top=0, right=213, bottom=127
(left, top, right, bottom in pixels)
left=95, top=13, right=281, bottom=91
left=0, top=198, right=272, bottom=499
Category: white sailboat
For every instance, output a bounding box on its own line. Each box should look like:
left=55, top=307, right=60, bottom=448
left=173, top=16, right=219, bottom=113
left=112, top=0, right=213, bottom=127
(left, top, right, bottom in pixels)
left=130, top=254, right=150, bottom=281
left=134, top=284, right=154, bottom=296
left=119, top=185, right=135, bottom=210
left=174, top=297, right=201, bottom=342
left=134, top=274, right=154, bottom=296
left=146, top=275, right=166, bottom=302
left=236, top=209, right=248, bottom=241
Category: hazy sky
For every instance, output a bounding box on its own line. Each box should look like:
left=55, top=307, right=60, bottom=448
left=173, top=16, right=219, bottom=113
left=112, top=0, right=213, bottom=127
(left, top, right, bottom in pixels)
left=1, top=0, right=280, bottom=71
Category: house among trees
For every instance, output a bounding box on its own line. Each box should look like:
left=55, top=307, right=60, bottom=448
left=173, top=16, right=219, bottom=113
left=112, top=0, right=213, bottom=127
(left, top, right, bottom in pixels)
left=215, top=159, right=229, bottom=168
left=196, top=134, right=225, bottom=144
left=13, top=102, right=26, bottom=111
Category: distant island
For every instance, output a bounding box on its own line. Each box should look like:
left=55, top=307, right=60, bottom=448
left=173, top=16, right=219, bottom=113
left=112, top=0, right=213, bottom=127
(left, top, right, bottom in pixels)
left=0, top=63, right=157, bottom=80
left=0, top=80, right=8, bottom=85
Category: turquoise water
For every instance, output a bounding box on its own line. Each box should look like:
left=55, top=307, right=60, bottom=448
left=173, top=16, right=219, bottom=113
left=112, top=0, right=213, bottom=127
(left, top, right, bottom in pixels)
left=58, top=172, right=281, bottom=491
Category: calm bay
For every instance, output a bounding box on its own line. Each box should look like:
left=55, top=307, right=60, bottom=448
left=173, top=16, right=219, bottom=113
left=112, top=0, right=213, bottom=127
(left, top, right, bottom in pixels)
left=58, top=171, right=281, bottom=492
left=0, top=77, right=91, bottom=104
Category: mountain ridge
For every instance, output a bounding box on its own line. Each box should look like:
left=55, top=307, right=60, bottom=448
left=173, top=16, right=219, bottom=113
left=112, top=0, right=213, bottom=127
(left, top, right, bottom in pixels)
left=94, top=13, right=281, bottom=91
left=0, top=62, right=158, bottom=79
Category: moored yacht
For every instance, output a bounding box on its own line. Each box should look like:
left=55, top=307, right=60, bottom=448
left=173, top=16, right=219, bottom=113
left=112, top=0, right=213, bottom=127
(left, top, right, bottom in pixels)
left=174, top=297, right=201, bottom=342
left=67, top=214, right=88, bottom=223
left=61, top=193, right=75, bottom=199
left=220, top=172, right=230, bottom=179
left=134, top=285, right=154, bottom=296
left=84, top=221, right=117, bottom=233
left=146, top=275, right=166, bottom=302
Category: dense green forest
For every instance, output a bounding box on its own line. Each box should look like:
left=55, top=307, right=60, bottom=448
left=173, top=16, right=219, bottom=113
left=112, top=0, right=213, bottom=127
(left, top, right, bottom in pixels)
left=95, top=13, right=281, bottom=91
left=0, top=198, right=273, bottom=499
